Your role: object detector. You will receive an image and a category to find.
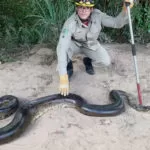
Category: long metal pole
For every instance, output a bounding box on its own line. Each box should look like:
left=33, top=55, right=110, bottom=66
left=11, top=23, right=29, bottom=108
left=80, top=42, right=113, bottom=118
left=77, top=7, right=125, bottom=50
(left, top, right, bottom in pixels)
left=126, top=2, right=143, bottom=105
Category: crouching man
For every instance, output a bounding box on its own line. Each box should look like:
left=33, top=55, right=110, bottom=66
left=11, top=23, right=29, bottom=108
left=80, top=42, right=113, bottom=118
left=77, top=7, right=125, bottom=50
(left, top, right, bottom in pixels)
left=56, top=0, right=134, bottom=96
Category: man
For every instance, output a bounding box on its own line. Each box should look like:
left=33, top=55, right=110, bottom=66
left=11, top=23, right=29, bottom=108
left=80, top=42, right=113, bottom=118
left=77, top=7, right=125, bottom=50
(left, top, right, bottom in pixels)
left=56, top=0, right=134, bottom=96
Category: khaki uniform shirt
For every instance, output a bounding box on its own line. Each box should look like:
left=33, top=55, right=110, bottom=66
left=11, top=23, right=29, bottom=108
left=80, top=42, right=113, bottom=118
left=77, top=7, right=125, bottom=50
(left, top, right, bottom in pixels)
left=57, top=9, right=128, bottom=75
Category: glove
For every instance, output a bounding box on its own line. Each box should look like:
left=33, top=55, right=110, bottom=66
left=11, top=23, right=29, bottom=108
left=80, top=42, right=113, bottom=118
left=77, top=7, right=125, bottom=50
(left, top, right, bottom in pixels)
left=123, top=0, right=134, bottom=11
left=59, top=74, right=69, bottom=96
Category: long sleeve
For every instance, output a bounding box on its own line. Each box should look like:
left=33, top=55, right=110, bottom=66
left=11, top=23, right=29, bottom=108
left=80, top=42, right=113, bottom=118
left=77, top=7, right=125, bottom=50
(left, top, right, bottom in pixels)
left=101, top=11, right=128, bottom=28
left=56, top=20, right=73, bottom=76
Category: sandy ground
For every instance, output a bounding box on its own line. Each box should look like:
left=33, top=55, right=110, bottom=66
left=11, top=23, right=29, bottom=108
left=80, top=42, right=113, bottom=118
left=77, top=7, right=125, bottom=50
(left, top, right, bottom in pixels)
left=0, top=43, right=150, bottom=150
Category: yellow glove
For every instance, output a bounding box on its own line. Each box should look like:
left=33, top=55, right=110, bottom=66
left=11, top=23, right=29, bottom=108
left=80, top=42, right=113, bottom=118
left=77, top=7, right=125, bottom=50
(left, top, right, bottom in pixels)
left=123, top=0, right=134, bottom=11
left=59, top=74, right=69, bottom=96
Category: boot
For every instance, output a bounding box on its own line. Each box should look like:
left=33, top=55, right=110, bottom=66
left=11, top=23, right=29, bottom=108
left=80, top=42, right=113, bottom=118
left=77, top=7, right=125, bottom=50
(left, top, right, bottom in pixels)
left=83, top=57, right=95, bottom=75
left=67, top=60, right=73, bottom=79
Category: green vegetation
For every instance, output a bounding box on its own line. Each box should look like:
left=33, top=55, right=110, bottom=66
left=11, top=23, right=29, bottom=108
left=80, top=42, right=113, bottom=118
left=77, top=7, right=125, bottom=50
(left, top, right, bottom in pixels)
left=0, top=0, right=149, bottom=62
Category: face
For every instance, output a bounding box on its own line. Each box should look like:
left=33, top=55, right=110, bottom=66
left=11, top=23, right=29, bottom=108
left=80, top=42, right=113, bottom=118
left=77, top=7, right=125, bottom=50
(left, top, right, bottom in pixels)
left=76, top=6, right=93, bottom=20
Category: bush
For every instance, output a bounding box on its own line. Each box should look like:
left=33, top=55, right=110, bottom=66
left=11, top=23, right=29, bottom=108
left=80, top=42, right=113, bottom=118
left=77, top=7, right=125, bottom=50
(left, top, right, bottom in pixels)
left=27, top=0, right=74, bottom=45
left=0, top=0, right=149, bottom=62
left=0, top=0, right=41, bottom=62
left=95, top=0, right=150, bottom=43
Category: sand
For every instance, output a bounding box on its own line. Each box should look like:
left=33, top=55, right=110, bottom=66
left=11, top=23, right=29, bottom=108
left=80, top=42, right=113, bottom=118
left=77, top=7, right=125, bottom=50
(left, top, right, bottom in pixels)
left=0, top=43, right=150, bottom=150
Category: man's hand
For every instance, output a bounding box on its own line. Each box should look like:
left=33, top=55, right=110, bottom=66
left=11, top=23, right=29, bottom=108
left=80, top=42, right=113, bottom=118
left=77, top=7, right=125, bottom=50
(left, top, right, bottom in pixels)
left=123, top=0, right=134, bottom=11
left=59, top=74, right=69, bottom=96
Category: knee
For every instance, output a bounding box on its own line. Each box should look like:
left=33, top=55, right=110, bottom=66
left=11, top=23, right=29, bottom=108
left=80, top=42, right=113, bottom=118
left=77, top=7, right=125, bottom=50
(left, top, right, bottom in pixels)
left=103, top=57, right=111, bottom=66
left=95, top=55, right=111, bottom=67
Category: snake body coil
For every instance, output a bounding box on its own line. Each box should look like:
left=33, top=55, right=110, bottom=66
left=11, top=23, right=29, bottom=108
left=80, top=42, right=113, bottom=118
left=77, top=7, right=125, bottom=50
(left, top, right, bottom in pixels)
left=0, top=90, right=125, bottom=142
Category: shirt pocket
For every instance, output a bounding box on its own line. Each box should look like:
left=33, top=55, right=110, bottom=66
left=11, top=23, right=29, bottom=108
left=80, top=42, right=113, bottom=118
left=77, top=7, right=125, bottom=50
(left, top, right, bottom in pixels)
left=87, top=23, right=101, bottom=40
left=73, top=28, right=87, bottom=42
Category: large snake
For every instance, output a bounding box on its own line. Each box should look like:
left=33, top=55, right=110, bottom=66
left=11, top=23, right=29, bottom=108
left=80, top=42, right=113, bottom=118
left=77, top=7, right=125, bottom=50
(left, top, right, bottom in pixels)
left=0, top=90, right=149, bottom=143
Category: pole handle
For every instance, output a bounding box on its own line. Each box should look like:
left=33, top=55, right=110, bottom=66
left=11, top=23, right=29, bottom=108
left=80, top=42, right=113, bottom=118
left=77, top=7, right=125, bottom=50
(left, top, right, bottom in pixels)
left=125, top=2, right=131, bottom=7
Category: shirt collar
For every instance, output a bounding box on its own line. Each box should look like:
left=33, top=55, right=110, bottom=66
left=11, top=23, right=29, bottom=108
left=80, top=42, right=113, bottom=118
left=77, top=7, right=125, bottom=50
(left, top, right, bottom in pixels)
left=75, top=13, right=93, bottom=28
